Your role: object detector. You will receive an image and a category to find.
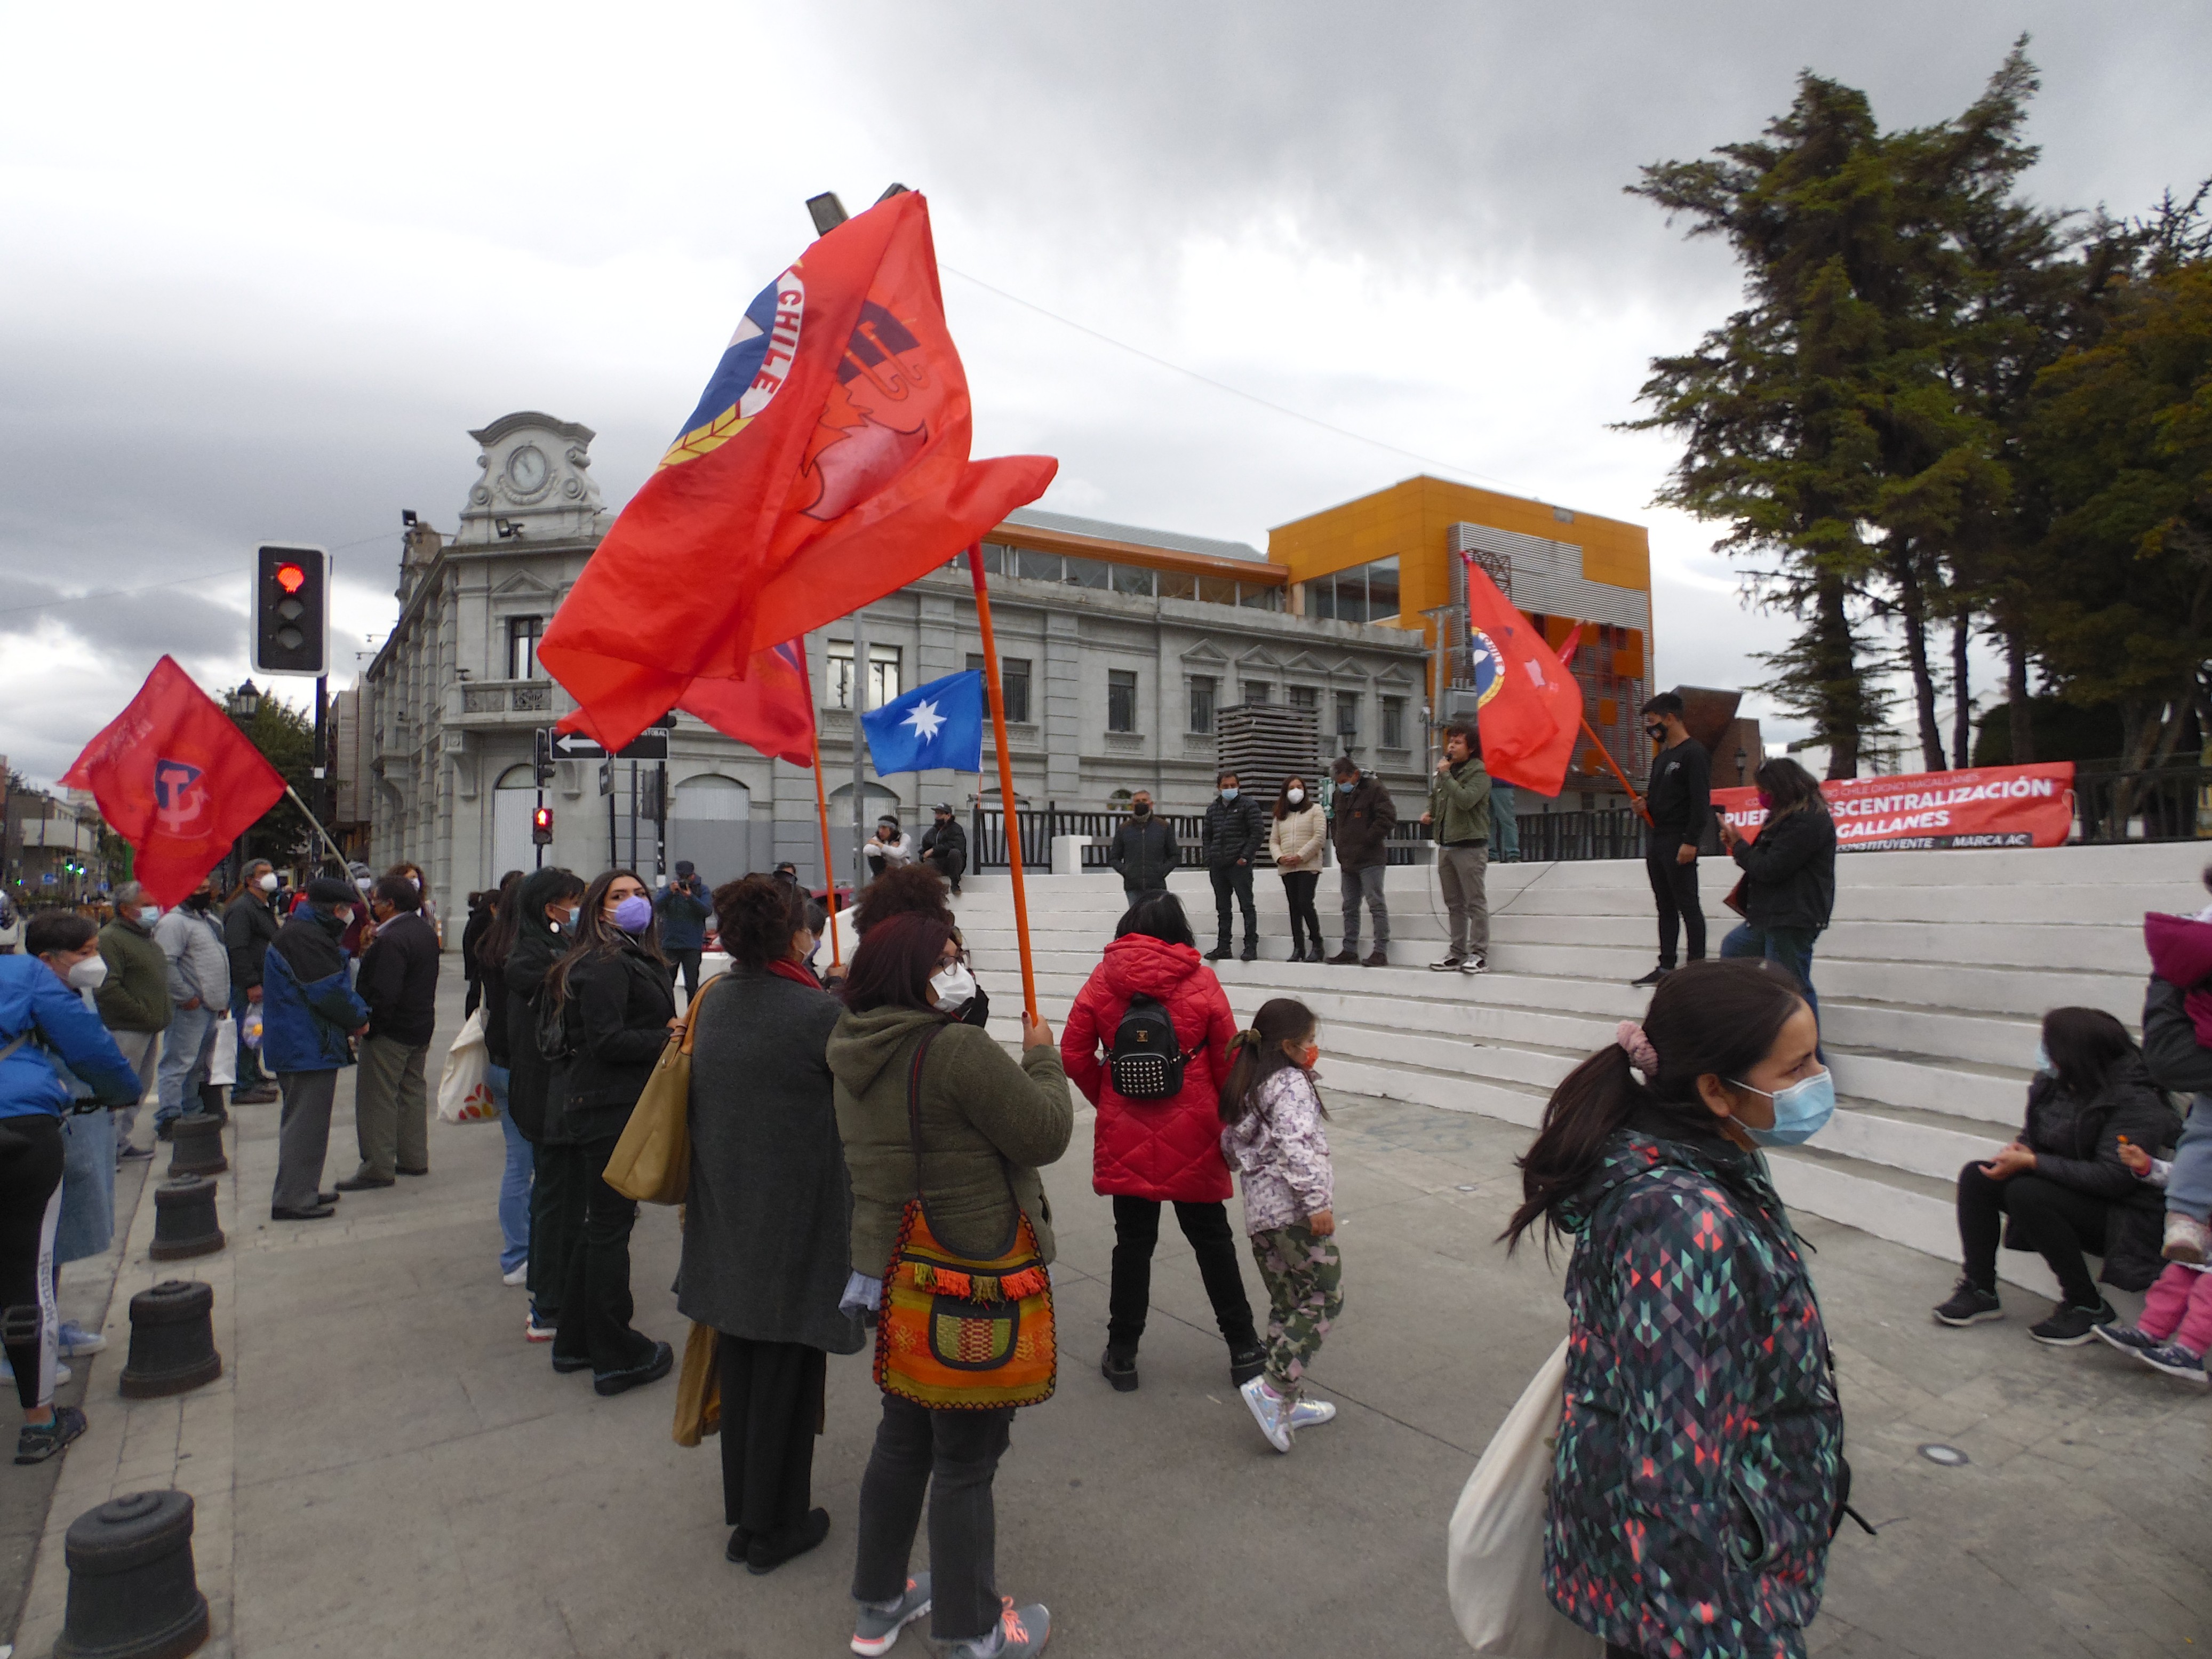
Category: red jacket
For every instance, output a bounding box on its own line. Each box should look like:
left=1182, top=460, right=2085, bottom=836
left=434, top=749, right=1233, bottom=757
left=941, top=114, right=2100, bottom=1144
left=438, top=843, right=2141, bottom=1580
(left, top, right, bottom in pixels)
left=1062, top=933, right=1236, bottom=1203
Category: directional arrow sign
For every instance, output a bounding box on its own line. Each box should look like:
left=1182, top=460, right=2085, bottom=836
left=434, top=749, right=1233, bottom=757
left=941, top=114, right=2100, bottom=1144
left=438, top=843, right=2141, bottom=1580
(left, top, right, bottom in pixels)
left=545, top=728, right=669, bottom=762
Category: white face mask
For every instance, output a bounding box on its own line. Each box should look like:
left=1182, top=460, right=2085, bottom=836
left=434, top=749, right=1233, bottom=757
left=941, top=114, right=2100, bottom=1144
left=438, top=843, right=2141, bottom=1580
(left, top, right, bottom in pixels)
left=1287, top=788, right=1305, bottom=805
left=68, top=955, right=109, bottom=991
left=355, top=877, right=373, bottom=893
left=138, top=906, right=161, bottom=926
left=929, top=961, right=978, bottom=1008
left=258, top=872, right=280, bottom=894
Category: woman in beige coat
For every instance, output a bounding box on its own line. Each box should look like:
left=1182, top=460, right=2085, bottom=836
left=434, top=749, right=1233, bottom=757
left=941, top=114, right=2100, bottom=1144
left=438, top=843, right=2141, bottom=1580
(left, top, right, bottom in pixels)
left=1268, top=776, right=1329, bottom=962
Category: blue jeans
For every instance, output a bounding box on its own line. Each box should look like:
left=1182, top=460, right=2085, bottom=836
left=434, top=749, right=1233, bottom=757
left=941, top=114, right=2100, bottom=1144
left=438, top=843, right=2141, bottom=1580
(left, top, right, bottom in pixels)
left=2168, top=1099, right=2212, bottom=1225
left=156, top=1003, right=217, bottom=1128
left=492, top=1066, right=532, bottom=1273
left=230, top=987, right=267, bottom=1088
left=1720, top=923, right=1822, bottom=1028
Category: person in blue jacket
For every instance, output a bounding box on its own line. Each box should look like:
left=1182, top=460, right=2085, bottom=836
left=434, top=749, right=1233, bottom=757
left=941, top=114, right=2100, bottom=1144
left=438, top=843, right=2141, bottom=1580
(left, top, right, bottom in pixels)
left=261, top=878, right=371, bottom=1223
left=3, top=910, right=139, bottom=1464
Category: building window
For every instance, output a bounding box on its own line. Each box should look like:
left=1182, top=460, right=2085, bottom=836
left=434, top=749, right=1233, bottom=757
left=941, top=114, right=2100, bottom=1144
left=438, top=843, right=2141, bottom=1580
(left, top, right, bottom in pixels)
left=1381, top=696, right=1406, bottom=748
left=1237, top=584, right=1281, bottom=611
left=507, top=616, right=543, bottom=681
left=1189, top=675, right=1217, bottom=735
left=1311, top=557, right=1400, bottom=625
left=1335, top=690, right=1360, bottom=742
left=1108, top=669, right=1139, bottom=733
left=827, top=643, right=903, bottom=710
left=1111, top=563, right=1155, bottom=597
left=1016, top=548, right=1063, bottom=583
left=1243, top=681, right=1272, bottom=706
left=967, top=653, right=1031, bottom=724
left=1064, top=557, right=1111, bottom=589
left=1289, top=685, right=1318, bottom=711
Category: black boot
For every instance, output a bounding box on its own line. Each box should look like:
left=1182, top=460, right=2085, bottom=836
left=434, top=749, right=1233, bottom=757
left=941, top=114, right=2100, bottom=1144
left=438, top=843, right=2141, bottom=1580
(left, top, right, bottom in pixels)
left=1240, top=937, right=1257, bottom=963
left=1205, top=939, right=1233, bottom=962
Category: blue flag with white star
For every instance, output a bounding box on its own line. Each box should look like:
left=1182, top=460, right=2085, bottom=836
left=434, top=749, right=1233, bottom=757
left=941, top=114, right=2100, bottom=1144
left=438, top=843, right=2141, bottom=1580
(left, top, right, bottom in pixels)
left=859, top=668, right=986, bottom=776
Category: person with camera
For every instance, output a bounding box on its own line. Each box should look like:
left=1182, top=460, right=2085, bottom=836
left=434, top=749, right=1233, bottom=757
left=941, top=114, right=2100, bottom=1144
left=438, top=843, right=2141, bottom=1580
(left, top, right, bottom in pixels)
left=656, top=862, right=713, bottom=1003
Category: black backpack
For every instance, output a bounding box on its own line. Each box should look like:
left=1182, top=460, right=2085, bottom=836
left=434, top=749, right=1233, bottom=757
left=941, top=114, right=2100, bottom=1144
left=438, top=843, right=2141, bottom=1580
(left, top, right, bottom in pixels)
left=1108, top=993, right=1187, bottom=1100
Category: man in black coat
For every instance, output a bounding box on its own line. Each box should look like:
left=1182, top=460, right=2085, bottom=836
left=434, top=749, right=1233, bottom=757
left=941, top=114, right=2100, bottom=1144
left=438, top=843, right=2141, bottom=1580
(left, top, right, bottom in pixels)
left=340, top=874, right=442, bottom=1190
left=1631, top=692, right=1712, bottom=986
left=920, top=802, right=968, bottom=896
left=1107, top=790, right=1178, bottom=903
left=222, top=863, right=283, bottom=1102
left=1202, top=769, right=1266, bottom=962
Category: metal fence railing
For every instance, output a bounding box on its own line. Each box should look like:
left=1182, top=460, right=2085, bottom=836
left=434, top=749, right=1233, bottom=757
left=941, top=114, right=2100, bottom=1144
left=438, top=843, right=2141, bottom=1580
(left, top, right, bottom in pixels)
left=967, top=807, right=1656, bottom=870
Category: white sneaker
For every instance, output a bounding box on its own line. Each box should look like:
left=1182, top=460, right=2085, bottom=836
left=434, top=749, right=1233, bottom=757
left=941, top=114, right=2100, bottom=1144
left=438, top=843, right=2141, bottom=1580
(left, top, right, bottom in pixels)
left=0, top=1355, right=71, bottom=1385
left=56, top=1321, right=107, bottom=1357
left=1460, top=953, right=1489, bottom=974
left=501, top=1267, right=529, bottom=1287
left=1286, top=1397, right=1337, bottom=1431
left=1239, top=1374, right=1292, bottom=1453
left=2165, top=1213, right=2211, bottom=1266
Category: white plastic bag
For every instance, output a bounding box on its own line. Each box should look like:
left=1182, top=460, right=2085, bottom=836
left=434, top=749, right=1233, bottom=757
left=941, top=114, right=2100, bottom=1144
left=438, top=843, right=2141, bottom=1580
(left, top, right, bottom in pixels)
left=206, top=1015, right=238, bottom=1087
left=436, top=1008, right=499, bottom=1123
left=1446, top=1338, right=1602, bottom=1658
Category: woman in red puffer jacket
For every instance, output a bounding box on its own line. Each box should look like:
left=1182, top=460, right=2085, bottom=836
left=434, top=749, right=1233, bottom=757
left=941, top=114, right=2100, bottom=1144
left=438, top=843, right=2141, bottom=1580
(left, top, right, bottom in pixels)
left=1063, top=892, right=1263, bottom=1394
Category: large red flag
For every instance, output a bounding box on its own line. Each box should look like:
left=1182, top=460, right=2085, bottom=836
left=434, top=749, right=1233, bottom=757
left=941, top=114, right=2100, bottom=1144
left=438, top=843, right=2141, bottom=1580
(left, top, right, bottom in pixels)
left=540, top=191, right=1057, bottom=751
left=1462, top=556, right=1582, bottom=796
left=61, top=656, right=288, bottom=906
left=666, top=639, right=816, bottom=768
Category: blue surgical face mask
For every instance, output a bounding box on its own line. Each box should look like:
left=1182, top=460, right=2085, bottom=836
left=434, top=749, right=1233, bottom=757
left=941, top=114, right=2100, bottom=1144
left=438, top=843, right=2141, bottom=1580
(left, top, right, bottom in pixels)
left=1729, top=1068, right=1836, bottom=1147
left=1220, top=787, right=1239, bottom=800
left=564, top=906, right=582, bottom=928
left=2034, top=1041, right=2053, bottom=1075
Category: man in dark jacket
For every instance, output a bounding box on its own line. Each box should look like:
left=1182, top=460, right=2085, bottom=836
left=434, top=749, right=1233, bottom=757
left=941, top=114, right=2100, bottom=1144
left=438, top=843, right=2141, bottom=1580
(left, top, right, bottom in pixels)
left=654, top=862, right=713, bottom=1002
left=222, top=862, right=283, bottom=1103
left=1632, top=693, right=1712, bottom=986
left=340, top=875, right=441, bottom=1190
left=263, top=878, right=370, bottom=1220
left=94, top=882, right=171, bottom=1153
left=920, top=803, right=968, bottom=895
left=1202, top=770, right=1266, bottom=962
left=1325, top=759, right=1396, bottom=967
left=1107, top=791, right=1178, bottom=902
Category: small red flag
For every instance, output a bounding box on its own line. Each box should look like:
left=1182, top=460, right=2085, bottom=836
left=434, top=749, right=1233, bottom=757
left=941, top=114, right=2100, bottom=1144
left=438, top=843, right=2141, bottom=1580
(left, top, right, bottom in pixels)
left=1462, top=556, right=1583, bottom=796
left=61, top=656, right=288, bottom=906
left=540, top=190, right=1056, bottom=751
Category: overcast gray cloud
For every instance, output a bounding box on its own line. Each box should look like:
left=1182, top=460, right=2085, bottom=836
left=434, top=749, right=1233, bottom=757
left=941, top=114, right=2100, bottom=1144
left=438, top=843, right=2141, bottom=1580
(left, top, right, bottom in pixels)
left=3, top=1, right=2205, bottom=787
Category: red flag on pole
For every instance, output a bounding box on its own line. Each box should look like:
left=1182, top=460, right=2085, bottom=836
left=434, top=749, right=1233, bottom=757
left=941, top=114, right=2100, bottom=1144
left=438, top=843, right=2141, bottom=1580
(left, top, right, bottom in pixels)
left=540, top=190, right=1057, bottom=751
left=61, top=655, right=288, bottom=906
left=1462, top=556, right=1583, bottom=796
left=652, top=639, right=816, bottom=768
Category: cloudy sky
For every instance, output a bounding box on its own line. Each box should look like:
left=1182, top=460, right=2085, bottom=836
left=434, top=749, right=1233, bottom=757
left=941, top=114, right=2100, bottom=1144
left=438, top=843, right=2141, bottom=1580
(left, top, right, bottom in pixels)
left=4, top=1, right=2207, bottom=789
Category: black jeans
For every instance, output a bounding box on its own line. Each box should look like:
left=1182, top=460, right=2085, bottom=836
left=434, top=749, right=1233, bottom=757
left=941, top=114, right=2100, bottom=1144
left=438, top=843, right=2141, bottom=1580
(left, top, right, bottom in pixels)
left=853, top=1393, right=1013, bottom=1642
left=1209, top=863, right=1256, bottom=946
left=718, top=1334, right=824, bottom=1538
left=530, top=1140, right=587, bottom=1326
left=1280, top=871, right=1322, bottom=954
left=1957, top=1162, right=2111, bottom=1309
left=925, top=848, right=965, bottom=891
left=666, top=947, right=702, bottom=1002
left=552, top=1134, right=657, bottom=1375
left=1, top=1116, right=65, bottom=1411
left=1108, top=1195, right=1259, bottom=1355
left=1645, top=841, right=1705, bottom=967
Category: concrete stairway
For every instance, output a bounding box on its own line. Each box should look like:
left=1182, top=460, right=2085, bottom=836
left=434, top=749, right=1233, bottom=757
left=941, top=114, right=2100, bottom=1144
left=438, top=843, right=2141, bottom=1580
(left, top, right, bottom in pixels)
left=948, top=841, right=2206, bottom=1298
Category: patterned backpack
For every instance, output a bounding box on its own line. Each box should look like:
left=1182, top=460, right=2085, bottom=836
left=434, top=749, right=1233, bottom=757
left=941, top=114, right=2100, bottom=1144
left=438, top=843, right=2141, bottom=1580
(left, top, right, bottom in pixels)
left=1107, top=993, right=1187, bottom=1099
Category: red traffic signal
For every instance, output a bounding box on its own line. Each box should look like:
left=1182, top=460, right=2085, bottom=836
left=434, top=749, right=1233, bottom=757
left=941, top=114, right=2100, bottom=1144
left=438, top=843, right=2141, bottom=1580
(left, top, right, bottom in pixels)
left=252, top=545, right=329, bottom=675
left=531, top=806, right=554, bottom=846
left=274, top=562, right=307, bottom=594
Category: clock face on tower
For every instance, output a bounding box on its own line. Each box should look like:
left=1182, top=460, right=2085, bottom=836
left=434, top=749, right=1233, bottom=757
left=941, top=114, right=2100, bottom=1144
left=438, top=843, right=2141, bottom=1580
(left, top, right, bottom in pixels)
left=505, top=444, right=550, bottom=498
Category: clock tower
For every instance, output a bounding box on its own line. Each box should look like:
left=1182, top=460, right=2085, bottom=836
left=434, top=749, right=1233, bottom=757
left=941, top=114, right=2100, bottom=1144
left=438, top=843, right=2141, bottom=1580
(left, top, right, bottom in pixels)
left=454, top=411, right=610, bottom=546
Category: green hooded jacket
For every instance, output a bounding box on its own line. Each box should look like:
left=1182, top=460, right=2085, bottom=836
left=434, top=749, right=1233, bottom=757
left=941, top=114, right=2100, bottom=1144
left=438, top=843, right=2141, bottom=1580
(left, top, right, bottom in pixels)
left=827, top=1005, right=1073, bottom=1278
left=1427, top=756, right=1493, bottom=845
left=95, top=915, right=173, bottom=1034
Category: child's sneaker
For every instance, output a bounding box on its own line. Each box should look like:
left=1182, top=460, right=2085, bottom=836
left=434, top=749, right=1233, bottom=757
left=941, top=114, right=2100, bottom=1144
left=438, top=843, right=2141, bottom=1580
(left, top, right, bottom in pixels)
left=850, top=1572, right=930, bottom=1655
left=2165, top=1213, right=2211, bottom=1265
left=2094, top=1322, right=2163, bottom=1355
left=1239, top=1374, right=1292, bottom=1453
left=15, top=1406, right=87, bottom=1465
left=2133, top=1340, right=2209, bottom=1385
left=1286, top=1397, right=1338, bottom=1431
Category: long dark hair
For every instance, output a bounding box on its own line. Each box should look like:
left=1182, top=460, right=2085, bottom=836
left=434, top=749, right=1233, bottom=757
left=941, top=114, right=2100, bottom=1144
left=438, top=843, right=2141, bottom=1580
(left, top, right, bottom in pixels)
left=1273, top=776, right=1311, bottom=821
left=545, top=868, right=661, bottom=1008
left=841, top=911, right=953, bottom=1015
left=1501, top=959, right=1809, bottom=1253
left=1755, top=756, right=1827, bottom=819
left=483, top=866, right=582, bottom=973
left=1114, top=891, right=1195, bottom=949
left=2041, top=1006, right=2138, bottom=1100
left=714, top=874, right=810, bottom=972
left=1219, top=998, right=1321, bottom=1124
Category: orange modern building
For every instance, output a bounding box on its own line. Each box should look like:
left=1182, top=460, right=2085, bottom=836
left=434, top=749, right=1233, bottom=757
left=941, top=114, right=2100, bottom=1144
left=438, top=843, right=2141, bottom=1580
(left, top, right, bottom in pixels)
left=1267, top=476, right=1657, bottom=803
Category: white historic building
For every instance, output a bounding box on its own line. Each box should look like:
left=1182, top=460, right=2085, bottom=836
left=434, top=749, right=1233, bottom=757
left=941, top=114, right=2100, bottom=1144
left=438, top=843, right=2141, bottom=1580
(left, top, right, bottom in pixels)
left=356, top=412, right=1430, bottom=907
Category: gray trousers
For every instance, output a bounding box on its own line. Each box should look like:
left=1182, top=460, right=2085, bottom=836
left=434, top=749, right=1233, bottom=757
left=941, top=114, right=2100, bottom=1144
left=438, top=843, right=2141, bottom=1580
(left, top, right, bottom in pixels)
left=110, top=1028, right=161, bottom=1145
left=272, top=1069, right=339, bottom=1212
left=354, top=1035, right=430, bottom=1181
left=1438, top=844, right=1490, bottom=956
left=1339, top=863, right=1390, bottom=951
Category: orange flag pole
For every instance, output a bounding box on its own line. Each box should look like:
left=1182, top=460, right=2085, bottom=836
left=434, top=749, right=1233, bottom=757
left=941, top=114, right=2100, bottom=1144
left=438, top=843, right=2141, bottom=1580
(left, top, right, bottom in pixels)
left=967, top=544, right=1038, bottom=1022
left=1579, top=717, right=1655, bottom=827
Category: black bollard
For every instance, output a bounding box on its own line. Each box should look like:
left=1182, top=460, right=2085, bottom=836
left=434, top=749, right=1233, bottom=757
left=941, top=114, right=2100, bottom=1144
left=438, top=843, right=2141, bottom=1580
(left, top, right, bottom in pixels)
left=149, top=1177, right=225, bottom=1262
left=54, top=1489, right=210, bottom=1659
left=165, top=1115, right=227, bottom=1179
left=118, top=1281, right=222, bottom=1400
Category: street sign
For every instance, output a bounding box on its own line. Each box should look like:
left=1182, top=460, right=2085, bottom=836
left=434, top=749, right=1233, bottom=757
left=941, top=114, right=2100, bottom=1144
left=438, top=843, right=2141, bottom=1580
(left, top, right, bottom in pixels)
left=543, top=727, right=669, bottom=762
left=598, top=760, right=613, bottom=797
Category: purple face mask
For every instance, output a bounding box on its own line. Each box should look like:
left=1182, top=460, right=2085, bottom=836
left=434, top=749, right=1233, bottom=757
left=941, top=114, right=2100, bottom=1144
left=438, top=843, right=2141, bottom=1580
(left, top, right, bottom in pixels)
left=612, top=894, right=654, bottom=934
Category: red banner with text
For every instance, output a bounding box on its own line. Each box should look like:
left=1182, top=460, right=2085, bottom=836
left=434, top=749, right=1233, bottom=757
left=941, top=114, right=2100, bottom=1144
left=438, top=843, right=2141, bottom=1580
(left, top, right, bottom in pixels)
left=1713, top=761, right=2077, bottom=852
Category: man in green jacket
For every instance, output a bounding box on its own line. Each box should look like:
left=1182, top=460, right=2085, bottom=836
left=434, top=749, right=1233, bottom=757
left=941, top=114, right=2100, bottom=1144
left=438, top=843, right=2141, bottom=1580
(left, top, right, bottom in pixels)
left=95, top=880, right=172, bottom=1156
left=1420, top=721, right=1493, bottom=973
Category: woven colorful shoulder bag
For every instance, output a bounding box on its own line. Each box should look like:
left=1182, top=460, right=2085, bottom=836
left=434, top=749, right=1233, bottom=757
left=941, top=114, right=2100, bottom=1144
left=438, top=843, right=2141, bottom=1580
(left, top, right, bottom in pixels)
left=874, top=1025, right=1057, bottom=1410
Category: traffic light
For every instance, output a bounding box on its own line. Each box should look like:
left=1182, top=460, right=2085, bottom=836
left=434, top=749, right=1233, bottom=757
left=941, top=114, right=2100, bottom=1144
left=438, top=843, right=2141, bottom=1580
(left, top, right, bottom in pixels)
left=252, top=545, right=330, bottom=676
left=531, top=806, right=554, bottom=846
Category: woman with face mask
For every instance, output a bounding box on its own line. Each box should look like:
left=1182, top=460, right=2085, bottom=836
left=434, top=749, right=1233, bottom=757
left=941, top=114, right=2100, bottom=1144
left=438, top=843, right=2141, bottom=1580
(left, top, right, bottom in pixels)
left=1501, top=959, right=1847, bottom=1659
left=220, top=861, right=284, bottom=1104
left=539, top=869, right=678, bottom=1395
left=499, top=866, right=588, bottom=1342
left=1267, top=776, right=1328, bottom=963
left=261, top=878, right=373, bottom=1222
left=1718, top=757, right=1838, bottom=1034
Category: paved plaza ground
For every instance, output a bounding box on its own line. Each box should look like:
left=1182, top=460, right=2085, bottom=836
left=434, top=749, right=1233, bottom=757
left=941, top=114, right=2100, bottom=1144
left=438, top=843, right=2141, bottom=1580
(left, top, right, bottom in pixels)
left=5, top=974, right=2208, bottom=1657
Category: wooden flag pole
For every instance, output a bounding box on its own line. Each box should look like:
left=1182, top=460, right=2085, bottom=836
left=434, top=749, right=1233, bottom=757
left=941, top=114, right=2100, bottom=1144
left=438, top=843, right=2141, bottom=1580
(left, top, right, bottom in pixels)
left=284, top=784, right=352, bottom=870
left=966, top=544, right=1038, bottom=1022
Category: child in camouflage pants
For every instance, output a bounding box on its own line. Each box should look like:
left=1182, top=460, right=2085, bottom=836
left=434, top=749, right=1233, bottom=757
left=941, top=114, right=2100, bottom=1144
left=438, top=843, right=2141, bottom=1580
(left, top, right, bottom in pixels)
left=1220, top=998, right=1343, bottom=1451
